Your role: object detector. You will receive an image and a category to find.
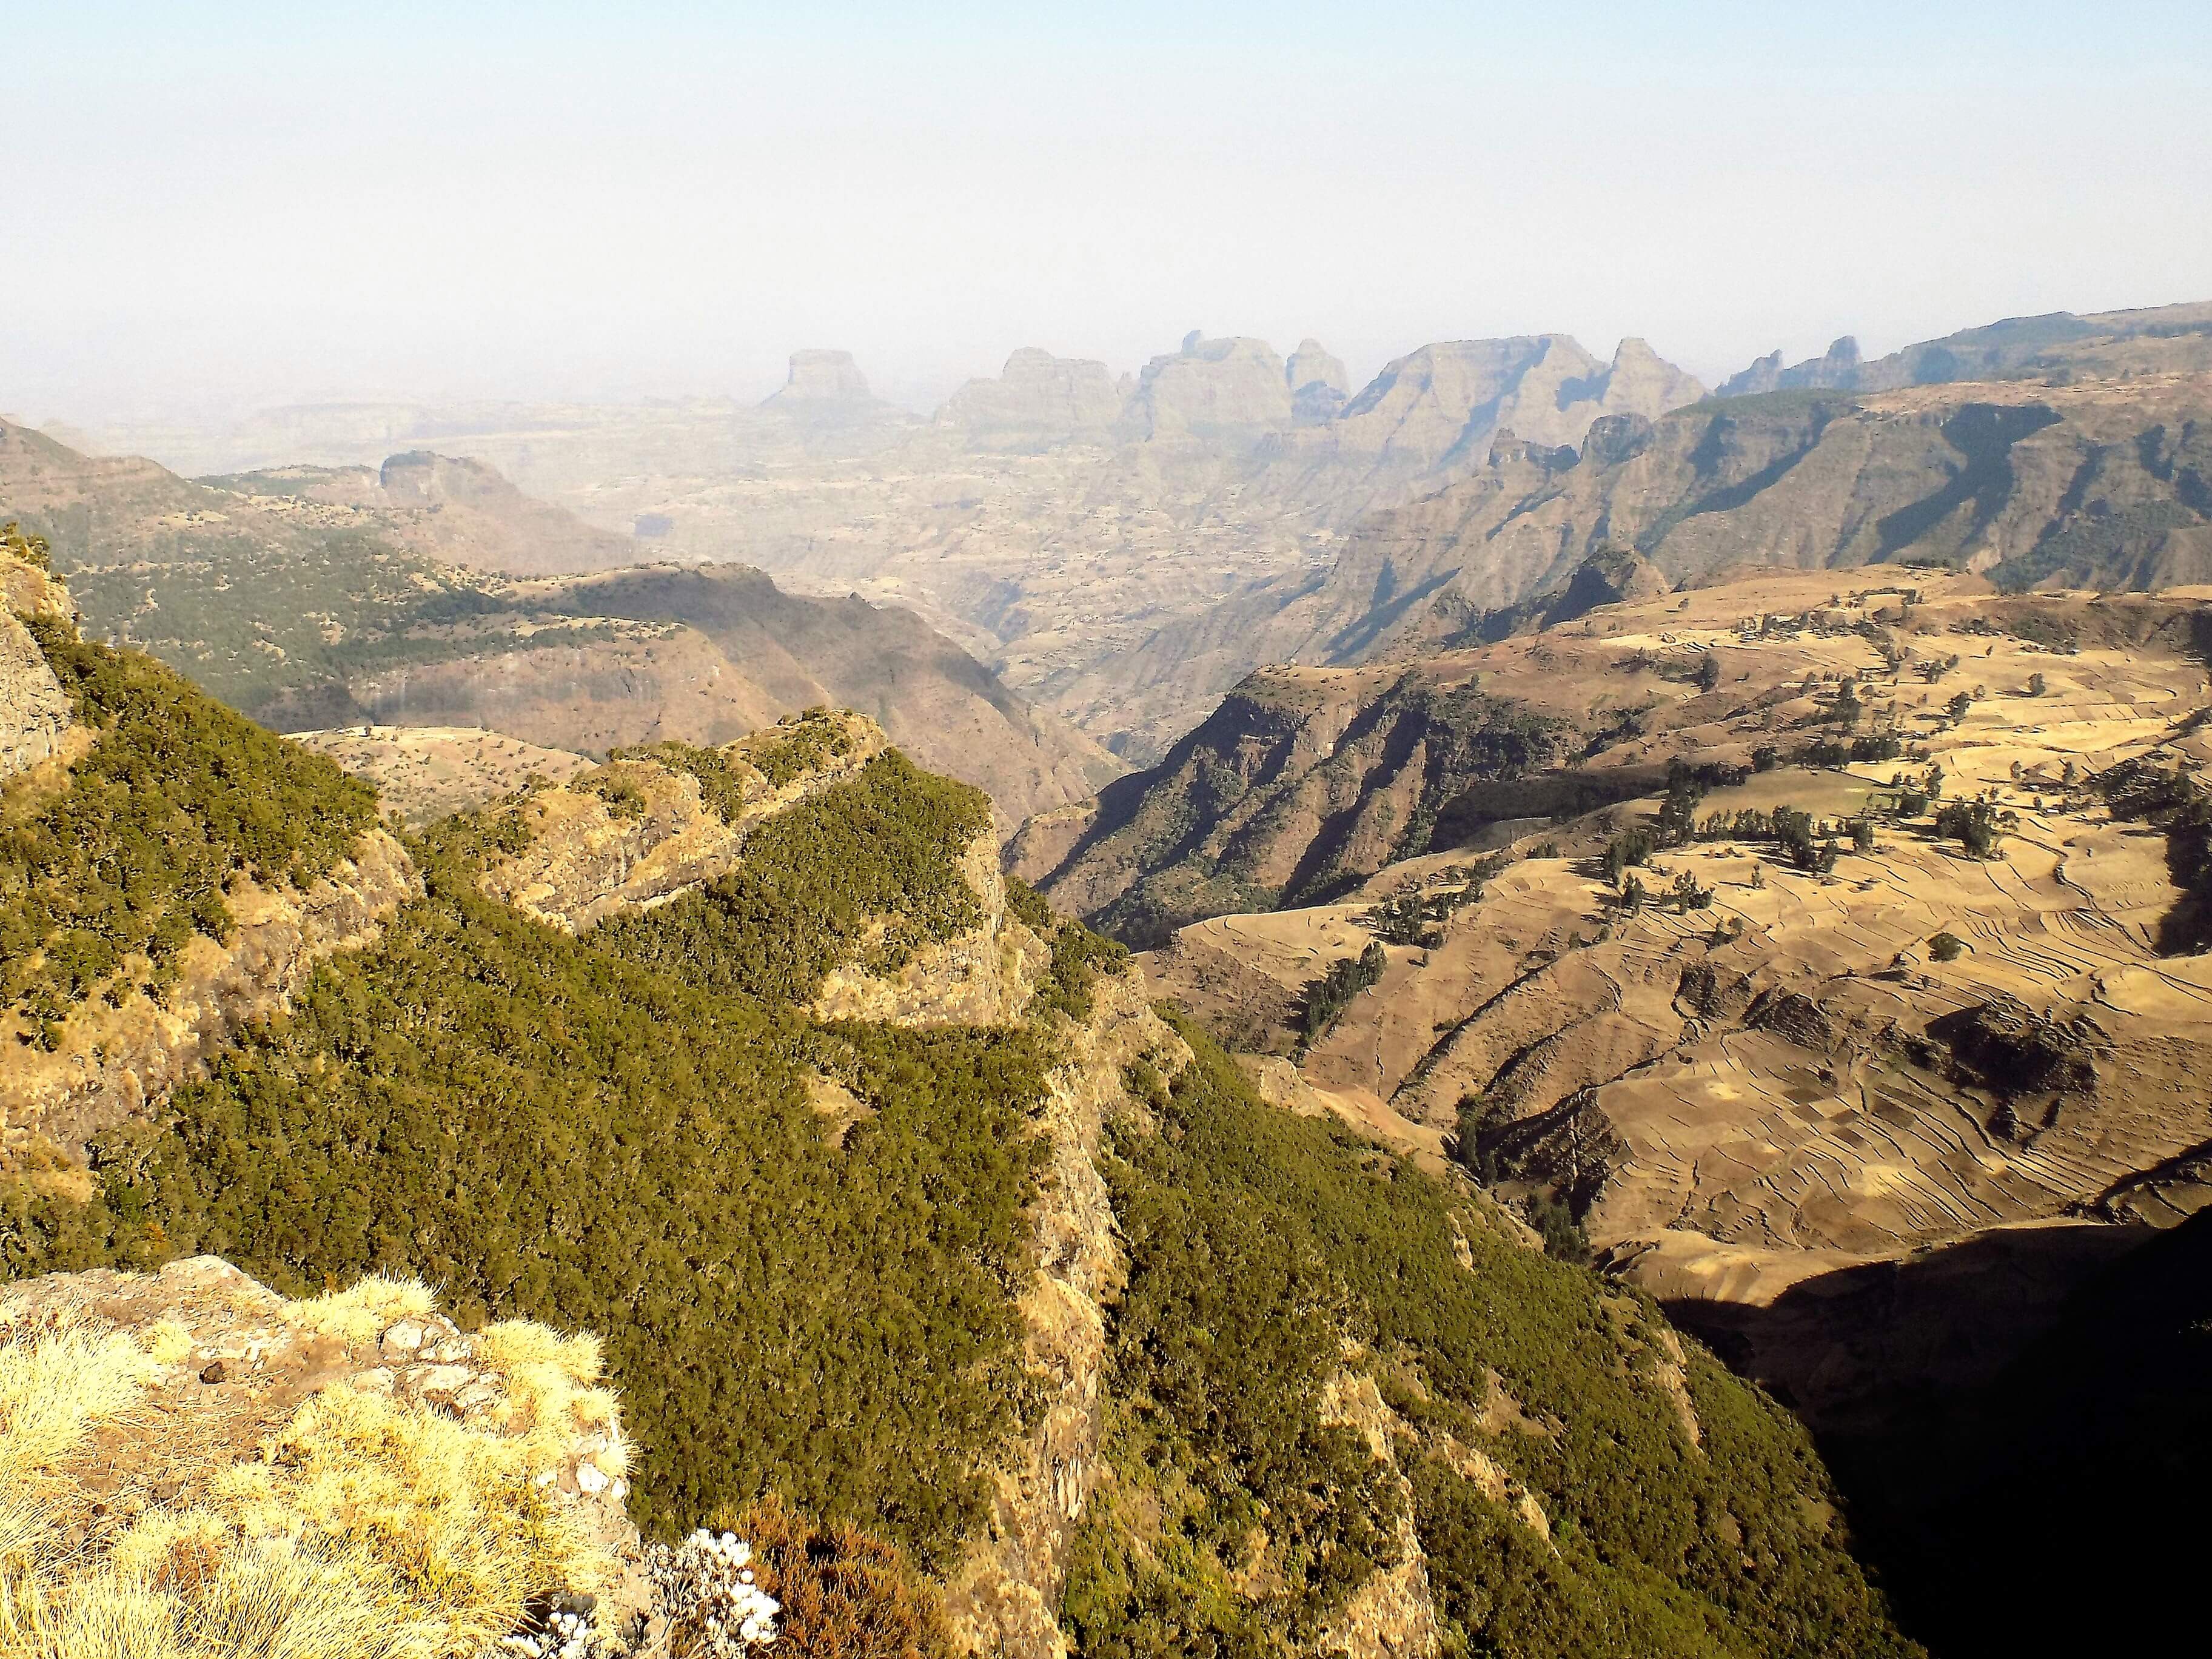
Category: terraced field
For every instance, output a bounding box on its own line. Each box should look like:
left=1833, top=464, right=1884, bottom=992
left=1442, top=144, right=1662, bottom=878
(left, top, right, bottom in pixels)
left=1142, top=568, right=2212, bottom=1397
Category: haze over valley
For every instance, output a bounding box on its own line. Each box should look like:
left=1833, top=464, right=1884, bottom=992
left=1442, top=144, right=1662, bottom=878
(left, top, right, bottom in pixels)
left=5, top=6, right=2209, bottom=1658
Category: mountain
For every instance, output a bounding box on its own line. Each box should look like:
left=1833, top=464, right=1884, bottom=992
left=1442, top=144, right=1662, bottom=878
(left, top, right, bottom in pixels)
left=1714, top=300, right=2212, bottom=397
left=1, top=554, right=1919, bottom=1658
left=935, top=347, right=1125, bottom=450
left=1090, top=304, right=2212, bottom=738
left=207, top=447, right=641, bottom=576
left=49, top=326, right=1706, bottom=763
left=1033, top=560, right=2212, bottom=1649
left=0, top=418, right=1120, bottom=825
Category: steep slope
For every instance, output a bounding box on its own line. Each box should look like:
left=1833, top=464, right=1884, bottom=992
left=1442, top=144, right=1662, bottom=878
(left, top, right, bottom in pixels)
left=1114, top=567, right=2212, bottom=1631
left=1099, top=304, right=2212, bottom=736
left=0, top=418, right=1118, bottom=823
left=2, top=622, right=1919, bottom=1659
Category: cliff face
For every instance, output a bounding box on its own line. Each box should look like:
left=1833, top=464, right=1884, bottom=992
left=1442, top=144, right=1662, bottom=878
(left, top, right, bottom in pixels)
left=937, top=348, right=1124, bottom=449
left=940, top=970, right=1190, bottom=1659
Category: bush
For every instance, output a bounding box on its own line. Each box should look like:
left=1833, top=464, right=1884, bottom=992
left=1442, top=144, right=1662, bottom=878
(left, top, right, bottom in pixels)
left=5, top=840, right=1047, bottom=1563
left=592, top=751, right=993, bottom=1004
left=1936, top=799, right=2002, bottom=859
left=1602, top=827, right=1657, bottom=883
left=1298, top=942, right=1387, bottom=1047
left=708, top=1495, right=946, bottom=1659
left=746, top=711, right=859, bottom=788
left=1068, top=1022, right=1920, bottom=1659
left=1527, top=1194, right=1589, bottom=1263
left=1929, top=931, right=1967, bottom=962
left=2, top=520, right=53, bottom=571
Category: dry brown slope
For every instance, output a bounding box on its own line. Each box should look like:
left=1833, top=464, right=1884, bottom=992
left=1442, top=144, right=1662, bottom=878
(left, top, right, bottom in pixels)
left=1138, top=568, right=2212, bottom=1426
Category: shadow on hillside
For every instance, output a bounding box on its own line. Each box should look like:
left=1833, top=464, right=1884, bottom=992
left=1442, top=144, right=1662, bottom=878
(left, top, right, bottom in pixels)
left=1664, top=1213, right=2212, bottom=1658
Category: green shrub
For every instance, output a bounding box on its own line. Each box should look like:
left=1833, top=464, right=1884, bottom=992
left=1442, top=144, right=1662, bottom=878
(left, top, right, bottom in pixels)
left=1297, top=942, right=1387, bottom=1047
left=3, top=847, right=1045, bottom=1564
left=608, top=739, right=753, bottom=822
left=1928, top=931, right=1966, bottom=963
left=748, top=711, right=858, bottom=788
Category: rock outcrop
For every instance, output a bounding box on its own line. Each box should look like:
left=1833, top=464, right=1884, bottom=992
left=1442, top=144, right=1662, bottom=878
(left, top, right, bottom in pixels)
left=1, top=534, right=75, bottom=782
left=764, top=347, right=879, bottom=408
left=940, top=968, right=1190, bottom=1659
left=0, top=1257, right=647, bottom=1652
left=0, top=614, right=70, bottom=782
left=811, top=832, right=1050, bottom=1025
left=480, top=711, right=887, bottom=931
left=2, top=830, right=422, bottom=1162
left=1118, top=332, right=1294, bottom=446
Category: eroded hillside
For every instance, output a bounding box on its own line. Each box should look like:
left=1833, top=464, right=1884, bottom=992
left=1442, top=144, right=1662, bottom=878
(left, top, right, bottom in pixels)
left=2, top=597, right=1919, bottom=1658
left=1120, top=565, right=2207, bottom=1422
left=1096, top=305, right=2212, bottom=740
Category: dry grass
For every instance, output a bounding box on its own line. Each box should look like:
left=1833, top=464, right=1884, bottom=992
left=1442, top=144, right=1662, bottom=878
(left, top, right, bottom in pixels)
left=0, top=1273, right=622, bottom=1659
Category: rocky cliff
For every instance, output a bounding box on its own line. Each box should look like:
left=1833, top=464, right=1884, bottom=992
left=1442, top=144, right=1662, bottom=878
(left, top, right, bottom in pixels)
left=1, top=531, right=73, bottom=781
left=1116, top=332, right=1295, bottom=446
left=937, top=348, right=1123, bottom=449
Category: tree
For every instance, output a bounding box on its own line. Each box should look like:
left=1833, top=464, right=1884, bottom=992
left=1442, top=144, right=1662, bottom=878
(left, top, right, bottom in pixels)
left=1832, top=679, right=1864, bottom=730
left=1929, top=931, right=1966, bottom=962
left=1948, top=690, right=1974, bottom=722
left=1694, top=652, right=1722, bottom=693
left=1602, top=828, right=1657, bottom=883
left=1850, top=817, right=1876, bottom=853
left=1936, top=799, right=2001, bottom=859
left=2027, top=672, right=2046, bottom=697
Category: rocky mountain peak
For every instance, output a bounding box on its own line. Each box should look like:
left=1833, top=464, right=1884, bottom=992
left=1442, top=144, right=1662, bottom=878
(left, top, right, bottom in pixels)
left=1119, top=332, right=1293, bottom=444
left=936, top=347, right=1122, bottom=447
left=765, top=348, right=877, bottom=407
left=1286, top=338, right=1350, bottom=396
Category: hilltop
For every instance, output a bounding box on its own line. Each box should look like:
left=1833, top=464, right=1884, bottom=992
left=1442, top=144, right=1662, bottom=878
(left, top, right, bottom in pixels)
left=2, top=543, right=1918, bottom=1658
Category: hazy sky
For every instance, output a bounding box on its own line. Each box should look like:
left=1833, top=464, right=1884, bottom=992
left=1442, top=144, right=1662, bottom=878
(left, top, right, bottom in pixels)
left=7, top=0, right=2209, bottom=423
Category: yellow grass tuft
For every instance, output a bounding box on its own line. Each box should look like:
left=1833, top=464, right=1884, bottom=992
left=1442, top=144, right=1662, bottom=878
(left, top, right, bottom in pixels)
left=0, top=1314, right=158, bottom=1481
left=294, top=1272, right=439, bottom=1345
left=0, top=1275, right=622, bottom=1659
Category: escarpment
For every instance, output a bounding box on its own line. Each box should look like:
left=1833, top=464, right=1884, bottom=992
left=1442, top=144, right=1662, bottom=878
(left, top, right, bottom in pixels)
left=478, top=709, right=887, bottom=931
left=3, top=589, right=1920, bottom=1659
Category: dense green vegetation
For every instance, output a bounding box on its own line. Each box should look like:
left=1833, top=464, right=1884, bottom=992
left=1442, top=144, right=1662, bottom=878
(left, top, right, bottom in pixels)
left=1, top=618, right=378, bottom=1034
left=1, top=634, right=1920, bottom=1655
left=606, top=738, right=755, bottom=821
left=592, top=751, right=992, bottom=1003
left=2, top=834, right=1044, bottom=1561
left=748, top=710, right=859, bottom=788
left=1068, top=1026, right=1917, bottom=1659
left=1008, top=876, right=1133, bottom=1023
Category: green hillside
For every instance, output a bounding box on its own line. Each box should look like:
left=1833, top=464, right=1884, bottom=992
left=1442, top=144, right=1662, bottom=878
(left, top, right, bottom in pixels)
left=1, top=631, right=1919, bottom=1654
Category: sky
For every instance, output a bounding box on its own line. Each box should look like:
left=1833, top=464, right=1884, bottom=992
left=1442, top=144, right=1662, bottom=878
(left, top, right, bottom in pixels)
left=5, top=0, right=2210, bottom=424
